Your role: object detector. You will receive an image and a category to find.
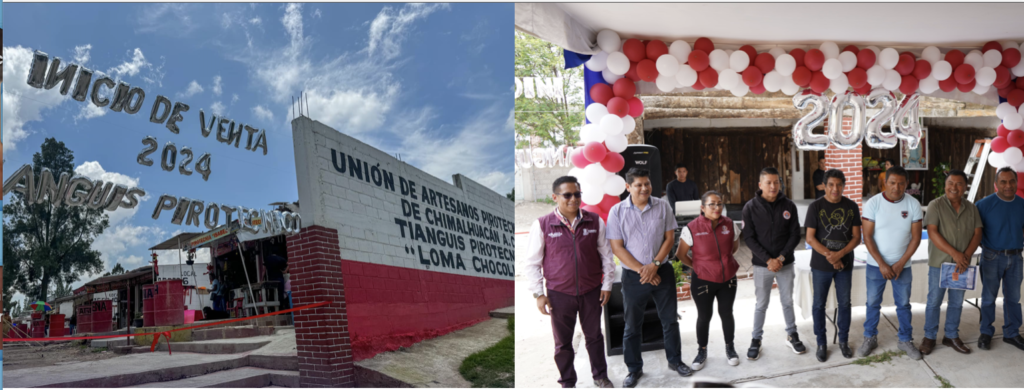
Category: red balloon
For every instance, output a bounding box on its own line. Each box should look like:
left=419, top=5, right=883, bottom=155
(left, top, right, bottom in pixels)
left=600, top=152, right=625, bottom=173
left=1009, top=89, right=1024, bottom=108
left=848, top=68, right=868, bottom=88
left=646, top=40, right=668, bottom=60
left=625, top=61, right=641, bottom=82
left=895, top=54, right=916, bottom=76
left=983, top=41, right=1003, bottom=53
left=945, top=50, right=965, bottom=69
left=954, top=64, right=975, bottom=84
left=938, top=76, right=958, bottom=92
left=999, top=84, right=1016, bottom=98
left=1017, top=189, right=1024, bottom=199
left=742, top=67, right=762, bottom=87
left=699, top=68, right=719, bottom=89
left=694, top=37, right=714, bottom=53
left=688, top=50, right=710, bottom=72
left=854, top=82, right=873, bottom=95
left=754, top=53, right=775, bottom=74
left=623, top=39, right=646, bottom=62
left=842, top=45, right=860, bottom=54
left=804, top=49, right=826, bottom=71
left=739, top=45, right=757, bottom=66
left=1009, top=131, right=1024, bottom=147
left=607, top=97, right=630, bottom=117
left=899, top=75, right=919, bottom=95
left=790, top=48, right=806, bottom=67
left=1017, top=173, right=1024, bottom=189
left=1018, top=77, right=1024, bottom=89
left=992, top=136, right=1011, bottom=153
left=691, top=80, right=706, bottom=90
left=628, top=97, right=644, bottom=117
left=857, top=49, right=877, bottom=70
left=613, top=78, right=636, bottom=99
left=912, top=60, right=932, bottom=80
left=994, top=66, right=1012, bottom=88
left=571, top=148, right=590, bottom=169
left=590, top=83, right=614, bottom=105
left=582, top=204, right=603, bottom=215
left=750, top=80, right=766, bottom=95
left=583, top=141, right=608, bottom=163
left=810, top=71, right=830, bottom=93
left=999, top=125, right=1011, bottom=137
left=598, top=194, right=620, bottom=212
left=957, top=79, right=976, bottom=93
left=637, top=59, right=659, bottom=82
left=792, top=66, right=813, bottom=87
left=1003, top=48, right=1022, bottom=68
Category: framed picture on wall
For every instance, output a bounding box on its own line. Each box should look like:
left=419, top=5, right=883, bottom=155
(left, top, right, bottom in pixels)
left=902, top=127, right=928, bottom=170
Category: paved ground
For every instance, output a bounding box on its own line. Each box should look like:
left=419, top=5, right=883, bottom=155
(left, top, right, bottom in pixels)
left=2, top=340, right=121, bottom=370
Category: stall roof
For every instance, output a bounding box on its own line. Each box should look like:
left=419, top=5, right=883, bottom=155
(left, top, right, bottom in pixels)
left=83, top=265, right=154, bottom=288
left=149, top=232, right=205, bottom=251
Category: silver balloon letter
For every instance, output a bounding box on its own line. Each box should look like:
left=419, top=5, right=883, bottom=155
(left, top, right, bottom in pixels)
left=166, top=102, right=190, bottom=134
left=27, top=51, right=50, bottom=89
left=153, top=194, right=178, bottom=220
left=71, top=67, right=94, bottom=102
left=792, top=92, right=830, bottom=151
left=150, top=95, right=172, bottom=124
left=3, top=164, right=37, bottom=202
left=827, top=91, right=866, bottom=150
left=44, top=57, right=78, bottom=96
left=893, top=93, right=923, bottom=150
left=138, top=136, right=158, bottom=166
left=64, top=176, right=94, bottom=207
left=865, top=89, right=899, bottom=149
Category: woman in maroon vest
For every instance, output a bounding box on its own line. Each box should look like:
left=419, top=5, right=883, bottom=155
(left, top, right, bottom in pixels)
left=675, top=190, right=741, bottom=370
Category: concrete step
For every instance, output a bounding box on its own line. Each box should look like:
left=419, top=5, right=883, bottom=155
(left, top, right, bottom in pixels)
left=91, top=337, right=133, bottom=349
left=5, top=354, right=252, bottom=387
left=193, top=326, right=275, bottom=341
left=127, top=339, right=273, bottom=355
left=133, top=367, right=300, bottom=388
left=489, top=306, right=514, bottom=319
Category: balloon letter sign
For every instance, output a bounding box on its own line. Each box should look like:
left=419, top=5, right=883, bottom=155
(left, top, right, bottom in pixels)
left=792, top=90, right=922, bottom=150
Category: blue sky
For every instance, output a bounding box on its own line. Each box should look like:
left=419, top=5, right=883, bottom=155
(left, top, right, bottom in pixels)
left=2, top=3, right=513, bottom=295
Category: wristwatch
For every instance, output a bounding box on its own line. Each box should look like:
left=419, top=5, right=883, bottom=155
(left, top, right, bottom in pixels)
left=653, top=260, right=662, bottom=267
left=533, top=293, right=545, bottom=299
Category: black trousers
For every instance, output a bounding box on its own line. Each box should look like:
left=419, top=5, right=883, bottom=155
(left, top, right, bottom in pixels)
left=692, top=275, right=738, bottom=348
left=621, top=263, right=682, bottom=373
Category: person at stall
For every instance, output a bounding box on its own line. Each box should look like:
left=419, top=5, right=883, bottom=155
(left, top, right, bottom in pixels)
left=975, top=167, right=1024, bottom=351
left=921, top=170, right=982, bottom=355
left=675, top=190, right=741, bottom=370
left=69, top=311, right=77, bottom=335
left=211, top=278, right=226, bottom=312
left=608, top=168, right=691, bottom=387
left=805, top=169, right=861, bottom=362
left=264, top=254, right=288, bottom=306
left=859, top=166, right=923, bottom=360
left=812, top=157, right=826, bottom=199
left=877, top=159, right=895, bottom=195
left=666, top=164, right=700, bottom=214
left=743, top=167, right=805, bottom=360
left=524, top=176, right=615, bottom=388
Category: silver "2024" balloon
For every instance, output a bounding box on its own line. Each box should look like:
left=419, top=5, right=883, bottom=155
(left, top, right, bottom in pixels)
left=792, top=92, right=830, bottom=151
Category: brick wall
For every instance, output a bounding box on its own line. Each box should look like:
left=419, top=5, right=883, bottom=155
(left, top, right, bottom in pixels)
left=824, top=117, right=864, bottom=212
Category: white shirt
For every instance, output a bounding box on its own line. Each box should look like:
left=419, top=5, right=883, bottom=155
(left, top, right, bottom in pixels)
left=524, top=209, right=616, bottom=297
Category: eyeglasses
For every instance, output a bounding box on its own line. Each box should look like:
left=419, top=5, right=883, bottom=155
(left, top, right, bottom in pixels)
left=559, top=192, right=583, bottom=200
left=703, top=203, right=724, bottom=208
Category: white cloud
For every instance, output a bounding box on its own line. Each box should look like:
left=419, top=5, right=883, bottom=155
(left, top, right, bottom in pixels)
left=92, top=224, right=166, bottom=271
left=312, top=9, right=322, bottom=19
left=232, top=94, right=240, bottom=104
left=73, top=44, right=93, bottom=64
left=108, top=48, right=150, bottom=78
left=282, top=3, right=306, bottom=51
left=75, top=104, right=108, bottom=122
left=179, top=80, right=205, bottom=98
left=368, top=4, right=448, bottom=60
left=2, top=46, right=70, bottom=154
left=211, top=101, right=226, bottom=116
left=74, top=161, right=146, bottom=226
left=212, top=75, right=223, bottom=96
left=221, top=13, right=233, bottom=29
left=135, top=4, right=196, bottom=36
left=249, top=17, right=262, bottom=26
left=252, top=105, right=275, bottom=122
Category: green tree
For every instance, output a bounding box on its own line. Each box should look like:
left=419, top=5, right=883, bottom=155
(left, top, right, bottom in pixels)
left=50, top=278, right=75, bottom=300
left=515, top=31, right=585, bottom=149
left=3, top=138, right=108, bottom=303
left=102, top=263, right=126, bottom=277
left=506, top=188, right=515, bottom=201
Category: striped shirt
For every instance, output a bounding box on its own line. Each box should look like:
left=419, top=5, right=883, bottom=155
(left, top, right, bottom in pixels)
left=606, top=195, right=678, bottom=270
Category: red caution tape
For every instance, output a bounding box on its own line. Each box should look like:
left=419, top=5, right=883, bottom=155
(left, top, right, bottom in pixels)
left=3, top=300, right=331, bottom=355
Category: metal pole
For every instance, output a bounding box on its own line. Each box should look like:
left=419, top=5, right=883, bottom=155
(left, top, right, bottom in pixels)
left=235, top=238, right=266, bottom=316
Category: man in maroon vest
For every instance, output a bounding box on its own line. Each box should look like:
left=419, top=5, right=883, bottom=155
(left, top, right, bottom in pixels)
left=525, top=176, right=616, bottom=388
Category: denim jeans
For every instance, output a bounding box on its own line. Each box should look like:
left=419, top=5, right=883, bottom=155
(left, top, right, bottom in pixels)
left=979, top=249, right=1024, bottom=338
left=924, top=266, right=966, bottom=339
left=864, top=265, right=914, bottom=342
left=621, top=263, right=682, bottom=373
left=812, top=268, right=852, bottom=346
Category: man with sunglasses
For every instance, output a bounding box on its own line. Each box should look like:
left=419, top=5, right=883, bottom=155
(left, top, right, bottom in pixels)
left=524, top=176, right=616, bottom=388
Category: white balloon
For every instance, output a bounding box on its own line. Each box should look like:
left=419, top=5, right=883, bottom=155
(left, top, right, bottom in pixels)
left=769, top=47, right=787, bottom=59
left=984, top=50, right=1003, bottom=68
left=597, top=30, right=622, bottom=53
left=729, top=82, right=749, bottom=97
left=921, top=46, right=941, bottom=64
left=822, top=58, right=844, bottom=79
left=829, top=73, right=849, bottom=94
left=931, top=61, right=953, bottom=80
left=1020, top=105, right=1024, bottom=115
left=820, top=42, right=840, bottom=59
left=568, top=167, right=583, bottom=179
left=600, top=115, right=623, bottom=136
left=882, top=69, right=902, bottom=91
left=1004, top=147, right=1024, bottom=166
left=621, top=115, right=635, bottom=134
left=1013, top=158, right=1024, bottom=173
left=1001, top=41, right=1019, bottom=53
left=919, top=76, right=939, bottom=94
left=989, top=151, right=1006, bottom=169
left=586, top=103, right=608, bottom=123
left=1005, top=113, right=1024, bottom=131
left=781, top=76, right=800, bottom=95
left=583, top=164, right=609, bottom=187
left=1013, top=60, right=1024, bottom=78
left=656, top=54, right=680, bottom=76
left=964, top=50, right=984, bottom=70
left=775, top=54, right=796, bottom=76
left=997, top=102, right=1017, bottom=119
left=879, top=48, right=900, bottom=70
left=838, top=51, right=858, bottom=72
left=973, top=83, right=990, bottom=95
left=675, top=65, right=698, bottom=87
left=709, top=49, right=730, bottom=71
left=605, top=133, right=628, bottom=153
left=606, top=51, right=630, bottom=75
left=579, top=123, right=606, bottom=143
left=602, top=69, right=624, bottom=84
left=655, top=74, right=677, bottom=92
left=867, top=65, right=887, bottom=85
left=763, top=71, right=784, bottom=92
left=585, top=51, right=609, bottom=72
left=603, top=174, right=627, bottom=196
left=717, top=69, right=740, bottom=90
left=975, top=67, right=997, bottom=87
left=669, top=40, right=692, bottom=63
left=865, top=46, right=881, bottom=56
left=730, top=51, right=750, bottom=72
left=582, top=186, right=605, bottom=206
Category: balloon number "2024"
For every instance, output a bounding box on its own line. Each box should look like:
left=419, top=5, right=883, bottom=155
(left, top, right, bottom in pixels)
left=138, top=136, right=213, bottom=181
left=792, top=89, right=921, bottom=151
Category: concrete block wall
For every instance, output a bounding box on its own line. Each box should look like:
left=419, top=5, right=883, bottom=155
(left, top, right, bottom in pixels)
left=516, top=163, right=572, bottom=202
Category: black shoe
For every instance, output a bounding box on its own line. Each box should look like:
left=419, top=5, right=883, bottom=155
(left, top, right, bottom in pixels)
left=669, top=362, right=693, bottom=377
left=747, top=339, right=762, bottom=360
left=725, top=344, right=740, bottom=366
left=692, top=347, right=707, bottom=371
left=1004, top=335, right=1024, bottom=351
left=979, top=334, right=992, bottom=351
left=839, top=342, right=853, bottom=358
left=623, top=371, right=642, bottom=388
left=816, top=345, right=828, bottom=362
left=788, top=332, right=807, bottom=354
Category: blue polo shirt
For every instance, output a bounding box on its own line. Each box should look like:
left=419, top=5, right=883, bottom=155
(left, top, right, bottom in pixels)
left=976, top=193, right=1024, bottom=251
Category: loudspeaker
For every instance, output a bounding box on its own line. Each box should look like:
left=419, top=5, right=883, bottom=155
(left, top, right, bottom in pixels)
left=616, top=144, right=663, bottom=200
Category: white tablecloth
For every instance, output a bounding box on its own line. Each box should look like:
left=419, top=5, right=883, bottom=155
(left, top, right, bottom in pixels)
left=793, top=241, right=997, bottom=320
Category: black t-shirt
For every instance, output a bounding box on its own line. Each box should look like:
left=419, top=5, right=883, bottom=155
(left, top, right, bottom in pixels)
left=804, top=196, right=861, bottom=272
left=812, top=169, right=825, bottom=198
left=666, top=180, right=700, bottom=212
